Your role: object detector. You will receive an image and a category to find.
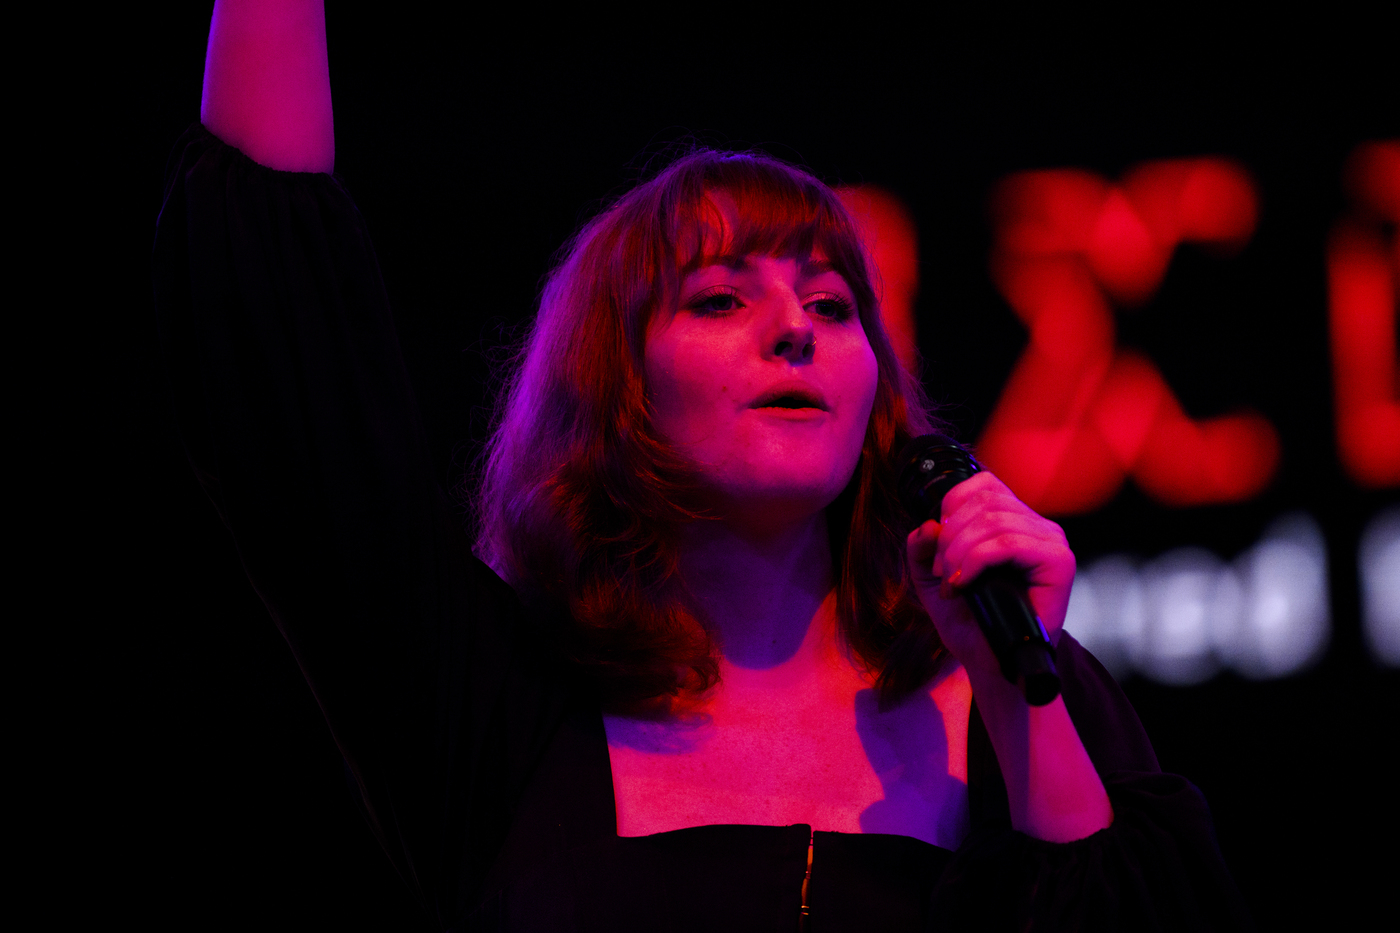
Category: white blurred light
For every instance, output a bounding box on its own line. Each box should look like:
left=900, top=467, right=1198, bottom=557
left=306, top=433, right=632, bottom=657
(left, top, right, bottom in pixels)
left=1063, top=512, right=1330, bottom=683
left=1231, top=514, right=1330, bottom=679
left=1064, top=555, right=1142, bottom=680
left=1140, top=549, right=1227, bottom=685
left=1360, top=505, right=1400, bottom=666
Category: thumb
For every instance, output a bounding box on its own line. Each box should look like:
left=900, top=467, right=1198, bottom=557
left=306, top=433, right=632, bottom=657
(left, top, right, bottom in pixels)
left=906, top=519, right=943, bottom=583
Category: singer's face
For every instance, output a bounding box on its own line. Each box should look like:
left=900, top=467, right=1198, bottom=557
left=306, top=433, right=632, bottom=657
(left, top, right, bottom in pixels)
left=645, top=202, right=879, bottom=528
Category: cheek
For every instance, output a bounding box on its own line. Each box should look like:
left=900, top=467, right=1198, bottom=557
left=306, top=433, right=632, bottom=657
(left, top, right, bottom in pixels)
left=822, top=343, right=881, bottom=482
left=644, top=333, right=733, bottom=446
left=841, top=343, right=881, bottom=440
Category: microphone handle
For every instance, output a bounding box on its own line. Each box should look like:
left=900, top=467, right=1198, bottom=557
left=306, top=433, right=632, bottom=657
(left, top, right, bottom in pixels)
left=896, top=434, right=1061, bottom=706
left=961, top=564, right=1062, bottom=706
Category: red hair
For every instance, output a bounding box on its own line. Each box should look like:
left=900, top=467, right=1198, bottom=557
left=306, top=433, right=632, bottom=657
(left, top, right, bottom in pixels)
left=475, top=149, right=946, bottom=711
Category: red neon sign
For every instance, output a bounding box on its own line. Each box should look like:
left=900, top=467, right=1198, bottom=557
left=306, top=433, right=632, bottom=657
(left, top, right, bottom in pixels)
left=1330, top=140, right=1400, bottom=489
left=975, top=159, right=1280, bottom=515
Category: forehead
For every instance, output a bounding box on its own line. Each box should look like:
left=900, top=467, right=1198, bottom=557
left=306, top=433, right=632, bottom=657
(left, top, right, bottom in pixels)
left=675, top=189, right=831, bottom=277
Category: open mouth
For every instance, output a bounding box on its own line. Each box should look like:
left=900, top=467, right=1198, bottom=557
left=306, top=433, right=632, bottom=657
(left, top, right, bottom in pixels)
left=752, top=387, right=828, bottom=411
left=763, top=395, right=822, bottom=409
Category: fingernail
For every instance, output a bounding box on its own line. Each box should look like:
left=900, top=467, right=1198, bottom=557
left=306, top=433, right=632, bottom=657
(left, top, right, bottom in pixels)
left=943, top=569, right=961, bottom=598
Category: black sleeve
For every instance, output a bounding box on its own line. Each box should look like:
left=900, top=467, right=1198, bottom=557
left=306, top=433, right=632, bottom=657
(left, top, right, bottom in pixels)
left=152, top=125, right=572, bottom=930
left=934, top=633, right=1254, bottom=931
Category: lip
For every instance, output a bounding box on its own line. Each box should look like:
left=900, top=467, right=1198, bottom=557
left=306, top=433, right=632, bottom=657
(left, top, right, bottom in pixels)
left=749, top=382, right=829, bottom=412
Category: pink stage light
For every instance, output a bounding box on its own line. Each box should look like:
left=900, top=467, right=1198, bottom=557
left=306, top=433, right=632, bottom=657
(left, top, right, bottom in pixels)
left=977, top=158, right=1279, bottom=515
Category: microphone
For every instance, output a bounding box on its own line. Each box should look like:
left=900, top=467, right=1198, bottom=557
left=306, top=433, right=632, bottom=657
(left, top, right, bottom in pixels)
left=897, top=434, right=1062, bottom=706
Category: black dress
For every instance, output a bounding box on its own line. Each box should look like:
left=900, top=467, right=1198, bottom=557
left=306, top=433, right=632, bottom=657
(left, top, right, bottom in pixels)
left=153, top=125, right=1253, bottom=932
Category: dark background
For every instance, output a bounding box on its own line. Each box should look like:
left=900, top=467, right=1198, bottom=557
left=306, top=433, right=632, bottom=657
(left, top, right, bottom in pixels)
left=97, top=5, right=1397, bottom=929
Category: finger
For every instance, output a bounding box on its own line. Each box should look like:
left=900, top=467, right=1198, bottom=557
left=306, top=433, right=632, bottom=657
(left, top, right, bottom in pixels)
left=939, top=480, right=1036, bottom=542
left=938, top=471, right=1017, bottom=522
left=952, top=532, right=1071, bottom=589
left=938, top=509, right=1062, bottom=580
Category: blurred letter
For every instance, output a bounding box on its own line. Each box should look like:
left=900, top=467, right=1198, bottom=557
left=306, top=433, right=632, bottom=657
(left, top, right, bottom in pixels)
left=979, top=159, right=1279, bottom=515
left=1331, top=141, right=1400, bottom=488
left=1360, top=505, right=1400, bottom=666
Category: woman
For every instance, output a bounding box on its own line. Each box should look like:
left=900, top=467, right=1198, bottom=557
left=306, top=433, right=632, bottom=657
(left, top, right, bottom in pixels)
left=156, top=1, right=1249, bottom=928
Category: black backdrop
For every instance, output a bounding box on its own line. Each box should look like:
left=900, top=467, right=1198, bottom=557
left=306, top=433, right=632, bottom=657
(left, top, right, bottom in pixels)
left=109, top=6, right=1398, bottom=929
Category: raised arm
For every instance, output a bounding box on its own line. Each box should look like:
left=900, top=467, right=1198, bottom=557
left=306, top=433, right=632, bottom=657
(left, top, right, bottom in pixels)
left=163, top=8, right=544, bottom=918
left=200, top=0, right=334, bottom=173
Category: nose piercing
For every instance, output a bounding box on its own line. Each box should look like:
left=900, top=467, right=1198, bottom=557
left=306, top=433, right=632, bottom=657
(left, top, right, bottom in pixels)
left=803, top=341, right=815, bottom=360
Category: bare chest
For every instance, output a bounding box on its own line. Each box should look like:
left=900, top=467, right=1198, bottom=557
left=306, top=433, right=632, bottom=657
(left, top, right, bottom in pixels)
left=604, top=665, right=973, bottom=850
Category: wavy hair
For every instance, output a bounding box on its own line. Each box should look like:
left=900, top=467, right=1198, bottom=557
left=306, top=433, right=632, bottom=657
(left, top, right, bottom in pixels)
left=475, top=149, right=946, bottom=711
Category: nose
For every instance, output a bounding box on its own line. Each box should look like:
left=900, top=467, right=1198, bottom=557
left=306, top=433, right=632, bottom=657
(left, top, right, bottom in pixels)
left=766, top=296, right=816, bottom=364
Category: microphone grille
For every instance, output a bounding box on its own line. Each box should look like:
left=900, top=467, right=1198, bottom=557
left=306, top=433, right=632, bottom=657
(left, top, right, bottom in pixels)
left=897, top=434, right=981, bottom=528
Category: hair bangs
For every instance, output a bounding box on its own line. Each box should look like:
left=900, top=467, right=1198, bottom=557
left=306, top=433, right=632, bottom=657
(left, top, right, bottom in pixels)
left=664, top=157, right=876, bottom=317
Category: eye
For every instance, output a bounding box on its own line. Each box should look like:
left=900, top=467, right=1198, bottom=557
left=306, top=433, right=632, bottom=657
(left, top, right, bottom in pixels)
left=806, top=294, right=856, bottom=321
left=687, top=286, right=744, bottom=315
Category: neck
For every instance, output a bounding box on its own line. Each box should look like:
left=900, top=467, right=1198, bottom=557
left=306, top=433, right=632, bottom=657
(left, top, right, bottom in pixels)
left=679, top=511, right=838, bottom=672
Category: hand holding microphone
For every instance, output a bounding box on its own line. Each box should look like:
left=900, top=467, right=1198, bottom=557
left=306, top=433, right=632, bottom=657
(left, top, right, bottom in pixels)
left=899, top=435, right=1073, bottom=706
